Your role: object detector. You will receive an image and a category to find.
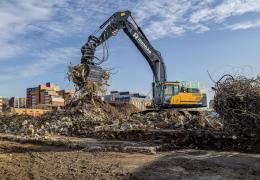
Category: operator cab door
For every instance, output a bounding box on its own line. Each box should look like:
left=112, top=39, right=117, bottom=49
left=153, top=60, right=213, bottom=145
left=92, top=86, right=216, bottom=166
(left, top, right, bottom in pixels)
left=162, top=83, right=179, bottom=106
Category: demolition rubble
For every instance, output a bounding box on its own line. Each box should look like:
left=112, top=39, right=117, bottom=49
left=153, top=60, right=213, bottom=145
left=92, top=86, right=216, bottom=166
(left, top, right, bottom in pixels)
left=213, top=75, right=260, bottom=151
left=0, top=70, right=259, bottom=152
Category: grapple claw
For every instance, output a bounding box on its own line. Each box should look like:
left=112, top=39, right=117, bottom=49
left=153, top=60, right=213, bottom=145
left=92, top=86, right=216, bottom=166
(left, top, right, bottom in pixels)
left=85, top=64, right=107, bottom=82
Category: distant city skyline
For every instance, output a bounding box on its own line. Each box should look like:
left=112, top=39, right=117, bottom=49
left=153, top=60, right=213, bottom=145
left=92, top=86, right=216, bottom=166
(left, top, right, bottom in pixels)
left=1, top=0, right=260, bottom=100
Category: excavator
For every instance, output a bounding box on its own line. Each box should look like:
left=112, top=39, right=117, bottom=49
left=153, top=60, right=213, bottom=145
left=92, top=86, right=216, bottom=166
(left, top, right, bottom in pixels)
left=80, top=11, right=207, bottom=109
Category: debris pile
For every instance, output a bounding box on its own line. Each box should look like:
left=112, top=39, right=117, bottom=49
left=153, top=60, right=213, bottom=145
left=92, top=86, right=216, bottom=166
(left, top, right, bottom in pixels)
left=0, top=64, right=227, bottom=150
left=110, top=103, right=139, bottom=116
left=213, top=75, right=260, bottom=136
left=0, top=64, right=124, bottom=137
left=1, top=65, right=259, bottom=152
left=124, top=110, right=222, bottom=130
left=0, top=114, right=37, bottom=136
left=0, top=100, right=123, bottom=137
left=0, top=109, right=221, bottom=137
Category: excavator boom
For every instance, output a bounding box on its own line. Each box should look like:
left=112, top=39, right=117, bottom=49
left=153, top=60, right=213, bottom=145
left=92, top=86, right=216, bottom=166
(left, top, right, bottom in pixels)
left=80, top=11, right=207, bottom=108
left=81, top=11, right=166, bottom=83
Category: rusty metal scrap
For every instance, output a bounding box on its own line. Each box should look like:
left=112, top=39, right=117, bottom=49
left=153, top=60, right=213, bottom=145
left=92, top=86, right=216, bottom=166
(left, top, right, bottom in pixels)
left=213, top=75, right=260, bottom=137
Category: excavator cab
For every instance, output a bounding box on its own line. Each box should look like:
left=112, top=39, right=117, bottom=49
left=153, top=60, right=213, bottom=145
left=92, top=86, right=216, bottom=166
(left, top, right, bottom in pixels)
left=156, top=81, right=207, bottom=108
left=162, top=82, right=180, bottom=104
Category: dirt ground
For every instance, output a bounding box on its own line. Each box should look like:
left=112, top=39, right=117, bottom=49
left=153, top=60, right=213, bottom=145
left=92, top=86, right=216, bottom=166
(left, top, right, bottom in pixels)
left=0, top=140, right=259, bottom=180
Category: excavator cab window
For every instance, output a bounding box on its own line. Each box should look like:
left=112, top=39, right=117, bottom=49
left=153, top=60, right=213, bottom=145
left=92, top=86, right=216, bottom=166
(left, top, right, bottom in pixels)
left=162, top=84, right=179, bottom=103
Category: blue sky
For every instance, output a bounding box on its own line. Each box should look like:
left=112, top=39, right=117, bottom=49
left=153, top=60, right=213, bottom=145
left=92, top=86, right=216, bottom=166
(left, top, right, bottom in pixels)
left=0, top=0, right=260, bottom=100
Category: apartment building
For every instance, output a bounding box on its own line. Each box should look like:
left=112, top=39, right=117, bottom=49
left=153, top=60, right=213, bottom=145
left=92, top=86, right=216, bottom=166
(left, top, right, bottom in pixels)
left=26, top=82, right=74, bottom=108
left=26, top=87, right=40, bottom=107
left=9, top=97, right=26, bottom=108
left=26, top=82, right=63, bottom=107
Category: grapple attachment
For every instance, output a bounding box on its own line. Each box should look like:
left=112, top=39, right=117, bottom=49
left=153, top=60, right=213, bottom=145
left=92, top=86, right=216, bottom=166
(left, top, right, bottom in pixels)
left=85, top=64, right=107, bottom=82
left=80, top=41, right=109, bottom=83
left=69, top=63, right=109, bottom=88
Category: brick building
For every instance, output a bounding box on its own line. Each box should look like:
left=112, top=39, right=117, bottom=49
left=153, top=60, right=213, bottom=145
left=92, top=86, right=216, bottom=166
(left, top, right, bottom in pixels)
left=26, top=82, right=74, bottom=108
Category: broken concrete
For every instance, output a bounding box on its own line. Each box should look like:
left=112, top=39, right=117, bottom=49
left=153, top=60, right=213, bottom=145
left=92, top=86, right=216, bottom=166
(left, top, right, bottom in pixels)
left=0, top=70, right=260, bottom=153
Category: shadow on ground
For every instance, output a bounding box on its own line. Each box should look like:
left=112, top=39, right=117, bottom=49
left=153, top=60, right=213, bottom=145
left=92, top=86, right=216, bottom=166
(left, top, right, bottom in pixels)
left=129, top=150, right=260, bottom=180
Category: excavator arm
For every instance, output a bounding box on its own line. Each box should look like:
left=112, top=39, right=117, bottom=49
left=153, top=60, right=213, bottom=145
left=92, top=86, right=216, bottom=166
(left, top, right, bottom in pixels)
left=81, top=11, right=166, bottom=84
left=80, top=10, right=207, bottom=108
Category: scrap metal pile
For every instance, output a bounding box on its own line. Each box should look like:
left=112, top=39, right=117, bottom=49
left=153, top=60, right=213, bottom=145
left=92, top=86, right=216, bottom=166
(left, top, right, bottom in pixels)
left=214, top=75, right=260, bottom=134
left=213, top=75, right=260, bottom=151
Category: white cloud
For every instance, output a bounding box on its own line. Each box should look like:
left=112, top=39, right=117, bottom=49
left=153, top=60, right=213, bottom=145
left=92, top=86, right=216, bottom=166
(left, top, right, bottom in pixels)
left=1, top=0, right=260, bottom=79
left=135, top=0, right=260, bottom=39
left=226, top=19, right=260, bottom=30
left=190, top=0, right=260, bottom=23
left=0, top=0, right=65, bottom=60
left=0, top=43, right=27, bottom=59
left=0, top=47, right=78, bottom=80
left=0, top=0, right=136, bottom=60
left=134, top=0, right=192, bottom=39
left=1, top=0, right=260, bottom=57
